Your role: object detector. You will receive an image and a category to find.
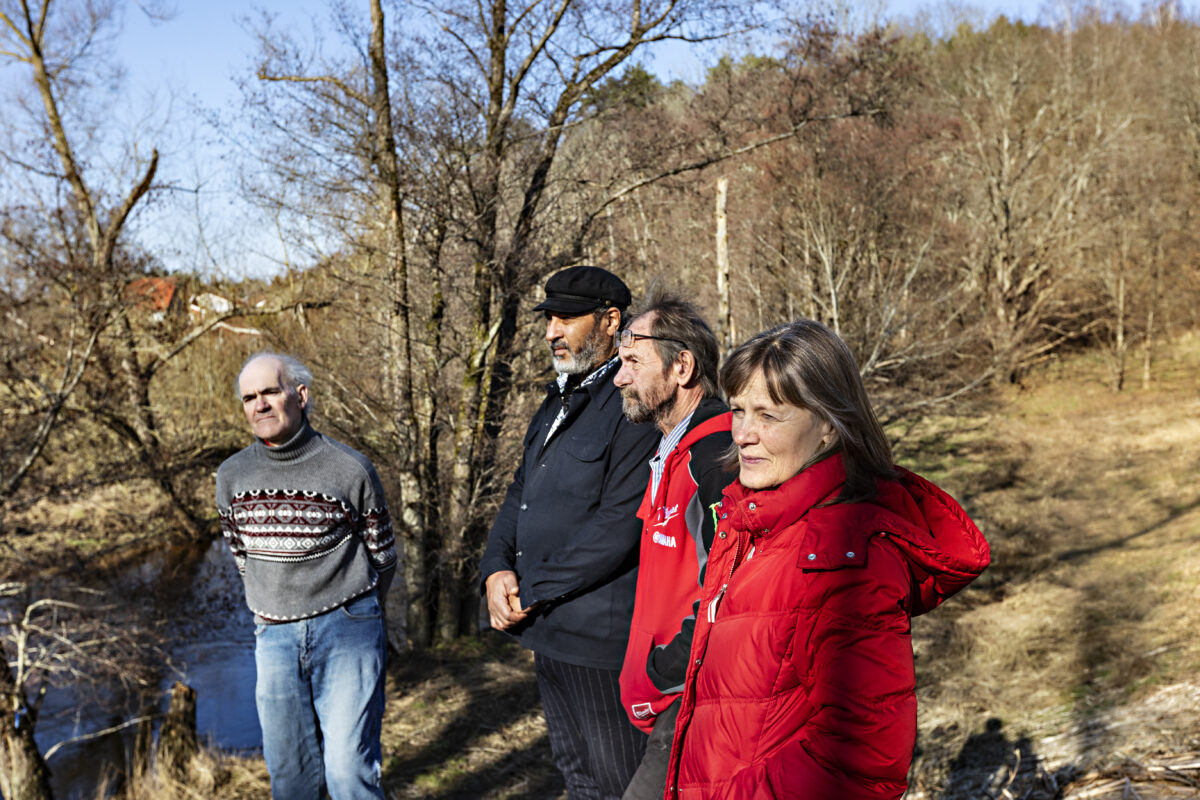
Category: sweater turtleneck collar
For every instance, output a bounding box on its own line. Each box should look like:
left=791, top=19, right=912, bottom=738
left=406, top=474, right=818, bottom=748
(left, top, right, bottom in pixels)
left=254, top=419, right=321, bottom=463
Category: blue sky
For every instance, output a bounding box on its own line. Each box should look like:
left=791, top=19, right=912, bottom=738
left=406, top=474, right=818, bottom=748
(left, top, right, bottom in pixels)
left=4, top=0, right=1045, bottom=277
left=115, top=0, right=1045, bottom=108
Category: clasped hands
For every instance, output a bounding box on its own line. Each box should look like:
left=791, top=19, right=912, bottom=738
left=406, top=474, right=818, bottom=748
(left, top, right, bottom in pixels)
left=485, top=570, right=533, bottom=631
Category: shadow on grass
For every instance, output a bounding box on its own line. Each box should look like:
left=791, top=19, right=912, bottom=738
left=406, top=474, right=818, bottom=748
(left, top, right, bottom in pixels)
left=1056, top=494, right=1200, bottom=565
left=395, top=733, right=563, bottom=800
left=936, top=717, right=1074, bottom=800
left=892, top=418, right=1025, bottom=505
left=381, top=632, right=562, bottom=799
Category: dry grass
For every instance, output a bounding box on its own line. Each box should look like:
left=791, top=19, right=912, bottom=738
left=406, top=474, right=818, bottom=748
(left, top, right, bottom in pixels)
left=1, top=478, right=194, bottom=580
left=380, top=636, right=560, bottom=799
left=93, top=750, right=269, bottom=800
left=903, top=334, right=1200, bottom=799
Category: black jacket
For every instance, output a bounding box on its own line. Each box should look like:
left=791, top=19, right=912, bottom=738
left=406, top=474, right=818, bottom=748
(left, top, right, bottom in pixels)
left=480, top=359, right=659, bottom=670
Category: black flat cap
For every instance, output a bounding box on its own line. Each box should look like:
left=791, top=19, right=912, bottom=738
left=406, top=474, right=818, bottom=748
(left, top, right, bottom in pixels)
left=533, top=265, right=631, bottom=315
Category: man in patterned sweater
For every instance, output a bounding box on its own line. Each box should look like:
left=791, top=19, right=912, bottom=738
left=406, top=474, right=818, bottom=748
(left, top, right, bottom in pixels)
left=217, top=351, right=397, bottom=800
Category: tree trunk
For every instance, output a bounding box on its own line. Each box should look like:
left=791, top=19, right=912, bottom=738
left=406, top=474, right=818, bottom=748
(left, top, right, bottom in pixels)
left=368, top=0, right=415, bottom=653
left=1142, top=244, right=1162, bottom=389
left=133, top=707, right=153, bottom=779
left=715, top=177, right=734, bottom=354
left=408, top=234, right=448, bottom=648
left=111, top=320, right=206, bottom=540
left=0, top=722, right=53, bottom=800
left=0, top=638, right=52, bottom=800
left=1113, top=267, right=1126, bottom=392
left=157, top=682, right=198, bottom=780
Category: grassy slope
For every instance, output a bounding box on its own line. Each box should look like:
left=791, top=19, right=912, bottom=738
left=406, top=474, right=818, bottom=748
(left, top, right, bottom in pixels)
left=902, top=333, right=1200, bottom=799
left=114, top=333, right=1200, bottom=799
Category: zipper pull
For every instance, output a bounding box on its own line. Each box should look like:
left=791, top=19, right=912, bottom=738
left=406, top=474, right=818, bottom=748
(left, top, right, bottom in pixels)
left=707, top=583, right=728, bottom=623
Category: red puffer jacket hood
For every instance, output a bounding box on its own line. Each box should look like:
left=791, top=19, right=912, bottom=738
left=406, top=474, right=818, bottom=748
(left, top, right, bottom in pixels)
left=664, top=455, right=990, bottom=800
left=797, top=465, right=991, bottom=616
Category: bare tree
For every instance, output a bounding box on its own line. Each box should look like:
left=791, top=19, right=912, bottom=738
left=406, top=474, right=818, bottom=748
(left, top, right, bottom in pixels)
left=0, top=0, right=226, bottom=538
left=1, top=0, right=323, bottom=540
left=934, top=18, right=1130, bottom=383
left=243, top=0, right=766, bottom=642
left=0, top=1, right=157, bottom=510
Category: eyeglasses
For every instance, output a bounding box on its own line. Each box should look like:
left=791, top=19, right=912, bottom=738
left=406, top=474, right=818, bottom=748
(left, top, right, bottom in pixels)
left=618, top=330, right=687, bottom=349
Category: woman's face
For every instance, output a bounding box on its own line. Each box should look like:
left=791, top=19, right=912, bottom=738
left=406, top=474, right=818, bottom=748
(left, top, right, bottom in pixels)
left=730, top=369, right=833, bottom=490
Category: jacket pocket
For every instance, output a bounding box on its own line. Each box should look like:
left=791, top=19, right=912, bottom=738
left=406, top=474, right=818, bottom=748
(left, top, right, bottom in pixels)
left=564, top=434, right=608, bottom=462
left=549, top=434, right=611, bottom=502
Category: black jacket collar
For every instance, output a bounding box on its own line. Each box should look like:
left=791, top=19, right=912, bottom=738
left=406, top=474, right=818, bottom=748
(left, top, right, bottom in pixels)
left=684, top=395, right=730, bottom=434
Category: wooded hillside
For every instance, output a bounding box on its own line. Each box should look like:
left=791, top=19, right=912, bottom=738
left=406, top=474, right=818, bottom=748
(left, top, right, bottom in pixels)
left=1, top=2, right=1199, bottom=793
left=4, top=0, right=1198, bottom=640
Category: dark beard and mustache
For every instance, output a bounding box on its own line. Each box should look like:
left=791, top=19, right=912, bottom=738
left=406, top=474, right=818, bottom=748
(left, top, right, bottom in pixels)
left=621, top=384, right=676, bottom=425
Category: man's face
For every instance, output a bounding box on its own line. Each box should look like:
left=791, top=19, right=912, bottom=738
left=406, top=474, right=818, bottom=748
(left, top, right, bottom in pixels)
left=545, top=310, right=611, bottom=375
left=238, top=357, right=308, bottom=446
left=613, top=313, right=677, bottom=425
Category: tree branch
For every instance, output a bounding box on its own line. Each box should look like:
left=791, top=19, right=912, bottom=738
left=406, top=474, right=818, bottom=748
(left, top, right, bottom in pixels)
left=44, top=714, right=160, bottom=761
left=585, top=113, right=877, bottom=225
left=0, top=320, right=103, bottom=501
left=257, top=70, right=368, bottom=106
left=0, top=7, right=32, bottom=50
left=141, top=300, right=333, bottom=383
left=23, top=0, right=101, bottom=253
left=98, top=149, right=159, bottom=270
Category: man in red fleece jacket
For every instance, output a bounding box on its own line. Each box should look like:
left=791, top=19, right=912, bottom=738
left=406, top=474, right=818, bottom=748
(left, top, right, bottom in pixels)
left=612, top=288, right=734, bottom=800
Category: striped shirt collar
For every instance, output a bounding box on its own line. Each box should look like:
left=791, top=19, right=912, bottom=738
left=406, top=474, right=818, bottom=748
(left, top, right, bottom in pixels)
left=649, top=411, right=695, bottom=500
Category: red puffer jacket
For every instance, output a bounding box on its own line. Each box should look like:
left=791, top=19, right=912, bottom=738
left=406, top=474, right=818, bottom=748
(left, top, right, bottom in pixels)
left=664, top=454, right=990, bottom=800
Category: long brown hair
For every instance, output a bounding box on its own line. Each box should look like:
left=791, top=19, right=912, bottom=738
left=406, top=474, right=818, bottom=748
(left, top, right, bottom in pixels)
left=720, top=320, right=895, bottom=503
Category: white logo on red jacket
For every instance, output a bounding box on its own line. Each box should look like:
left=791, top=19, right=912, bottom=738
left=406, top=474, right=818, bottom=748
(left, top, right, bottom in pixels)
left=631, top=702, right=655, bottom=719
left=653, top=504, right=679, bottom=527
left=652, top=532, right=678, bottom=548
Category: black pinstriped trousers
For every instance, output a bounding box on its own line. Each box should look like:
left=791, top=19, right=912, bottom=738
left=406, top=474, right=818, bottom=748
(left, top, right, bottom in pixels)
left=535, top=652, right=648, bottom=800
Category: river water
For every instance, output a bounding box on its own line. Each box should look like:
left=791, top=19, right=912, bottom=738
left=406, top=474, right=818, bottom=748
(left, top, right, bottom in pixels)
left=34, top=539, right=261, bottom=799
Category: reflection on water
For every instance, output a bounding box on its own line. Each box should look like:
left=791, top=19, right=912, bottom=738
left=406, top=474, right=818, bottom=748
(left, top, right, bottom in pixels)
left=36, top=539, right=260, bottom=799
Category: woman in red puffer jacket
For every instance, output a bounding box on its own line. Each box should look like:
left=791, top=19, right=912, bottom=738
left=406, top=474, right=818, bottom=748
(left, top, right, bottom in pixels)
left=663, top=321, right=990, bottom=800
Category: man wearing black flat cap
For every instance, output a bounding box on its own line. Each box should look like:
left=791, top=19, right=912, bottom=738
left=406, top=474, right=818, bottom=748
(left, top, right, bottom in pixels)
left=481, top=266, right=659, bottom=799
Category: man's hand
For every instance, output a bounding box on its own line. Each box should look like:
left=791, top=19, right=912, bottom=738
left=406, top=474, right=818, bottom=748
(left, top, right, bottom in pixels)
left=485, top=570, right=529, bottom=631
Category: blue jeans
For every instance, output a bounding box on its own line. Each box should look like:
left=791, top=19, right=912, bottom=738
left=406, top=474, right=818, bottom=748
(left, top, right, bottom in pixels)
left=254, top=592, right=387, bottom=800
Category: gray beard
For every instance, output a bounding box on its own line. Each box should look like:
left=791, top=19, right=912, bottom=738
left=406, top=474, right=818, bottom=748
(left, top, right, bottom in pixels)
left=551, top=328, right=607, bottom=376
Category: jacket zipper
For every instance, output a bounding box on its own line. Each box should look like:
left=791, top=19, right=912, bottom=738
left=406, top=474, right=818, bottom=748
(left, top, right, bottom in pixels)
left=675, top=525, right=746, bottom=798
left=707, top=529, right=747, bottom=622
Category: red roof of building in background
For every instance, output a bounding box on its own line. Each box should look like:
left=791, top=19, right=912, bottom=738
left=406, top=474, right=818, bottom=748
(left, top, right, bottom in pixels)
left=124, top=277, right=177, bottom=312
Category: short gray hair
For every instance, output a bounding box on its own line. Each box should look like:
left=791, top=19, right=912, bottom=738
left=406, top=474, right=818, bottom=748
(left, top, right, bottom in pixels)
left=235, top=351, right=315, bottom=413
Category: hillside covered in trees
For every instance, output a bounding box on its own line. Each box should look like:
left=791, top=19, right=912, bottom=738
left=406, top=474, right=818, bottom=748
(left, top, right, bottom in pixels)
left=2, top=0, right=1199, bottom=797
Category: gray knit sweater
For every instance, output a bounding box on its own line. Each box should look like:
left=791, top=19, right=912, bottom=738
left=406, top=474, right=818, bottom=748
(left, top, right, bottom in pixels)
left=216, top=421, right=398, bottom=622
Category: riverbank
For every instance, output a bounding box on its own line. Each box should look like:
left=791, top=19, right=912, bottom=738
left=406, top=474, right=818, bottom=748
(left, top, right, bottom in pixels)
left=104, top=636, right=554, bottom=799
